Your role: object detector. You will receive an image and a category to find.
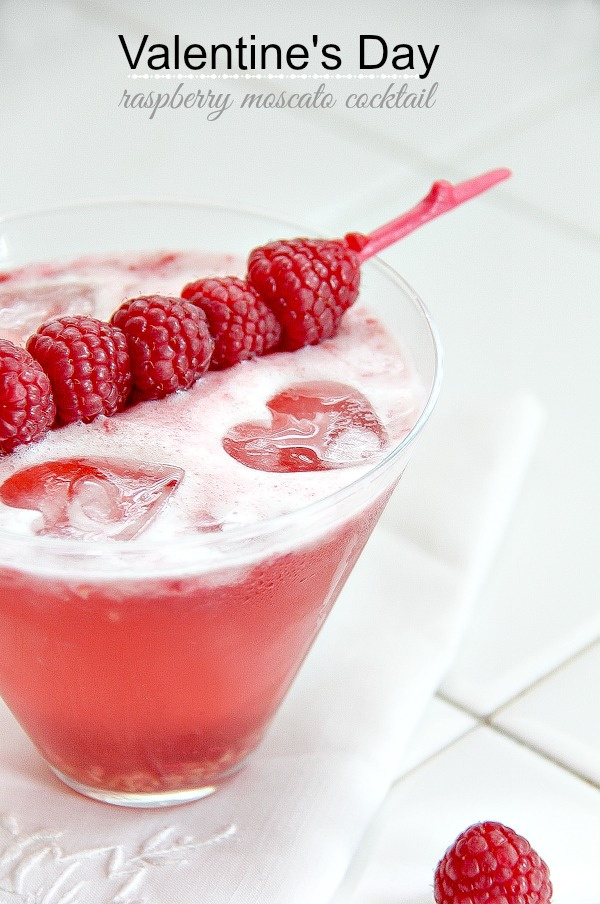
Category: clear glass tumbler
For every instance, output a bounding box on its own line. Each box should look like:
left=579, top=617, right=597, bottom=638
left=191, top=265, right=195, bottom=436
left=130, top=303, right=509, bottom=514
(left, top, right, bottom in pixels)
left=0, top=202, right=442, bottom=806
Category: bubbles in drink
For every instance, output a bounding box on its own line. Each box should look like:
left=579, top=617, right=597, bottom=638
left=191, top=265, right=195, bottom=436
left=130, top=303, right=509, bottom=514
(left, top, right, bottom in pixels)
left=223, top=381, right=387, bottom=472
left=0, top=457, right=183, bottom=540
left=0, top=283, right=96, bottom=345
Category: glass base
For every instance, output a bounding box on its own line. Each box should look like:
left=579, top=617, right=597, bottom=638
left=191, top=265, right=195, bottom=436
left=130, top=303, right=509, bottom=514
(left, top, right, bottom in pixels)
left=50, top=765, right=221, bottom=808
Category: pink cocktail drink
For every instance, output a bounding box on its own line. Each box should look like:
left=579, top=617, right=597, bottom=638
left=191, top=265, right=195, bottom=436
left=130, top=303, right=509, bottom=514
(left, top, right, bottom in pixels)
left=0, top=204, right=442, bottom=806
left=0, top=492, right=385, bottom=803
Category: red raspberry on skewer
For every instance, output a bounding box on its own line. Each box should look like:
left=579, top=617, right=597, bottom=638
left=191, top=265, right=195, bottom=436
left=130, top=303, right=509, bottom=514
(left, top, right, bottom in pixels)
left=110, top=295, right=213, bottom=400
left=247, top=238, right=361, bottom=351
left=181, top=276, right=281, bottom=369
left=434, top=821, right=552, bottom=904
left=0, top=168, right=510, bottom=457
left=27, top=316, right=132, bottom=425
left=247, top=168, right=511, bottom=350
left=0, top=339, right=55, bottom=453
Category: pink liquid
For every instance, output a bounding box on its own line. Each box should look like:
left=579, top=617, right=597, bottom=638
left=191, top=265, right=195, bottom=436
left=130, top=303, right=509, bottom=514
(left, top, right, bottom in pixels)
left=0, top=251, right=423, bottom=800
left=0, top=499, right=386, bottom=796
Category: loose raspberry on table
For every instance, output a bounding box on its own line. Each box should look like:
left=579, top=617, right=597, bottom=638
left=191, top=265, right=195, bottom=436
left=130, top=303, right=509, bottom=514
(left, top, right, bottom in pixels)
left=0, top=339, right=55, bottom=453
left=27, top=316, right=132, bottom=425
left=434, top=821, right=552, bottom=904
left=181, top=276, right=281, bottom=369
left=247, top=238, right=361, bottom=350
left=110, top=295, right=213, bottom=400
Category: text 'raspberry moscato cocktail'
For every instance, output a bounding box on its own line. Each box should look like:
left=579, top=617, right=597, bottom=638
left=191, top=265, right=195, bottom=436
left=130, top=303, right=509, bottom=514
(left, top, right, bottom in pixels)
left=0, top=202, right=445, bottom=806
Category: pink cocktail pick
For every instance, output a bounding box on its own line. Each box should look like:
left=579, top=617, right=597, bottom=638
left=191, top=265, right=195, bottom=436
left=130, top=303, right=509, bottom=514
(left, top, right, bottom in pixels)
left=346, top=168, right=511, bottom=261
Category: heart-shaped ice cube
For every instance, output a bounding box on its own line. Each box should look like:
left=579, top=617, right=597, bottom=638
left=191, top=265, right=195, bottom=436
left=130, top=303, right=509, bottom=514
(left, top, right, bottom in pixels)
left=223, top=381, right=387, bottom=473
left=0, top=457, right=183, bottom=540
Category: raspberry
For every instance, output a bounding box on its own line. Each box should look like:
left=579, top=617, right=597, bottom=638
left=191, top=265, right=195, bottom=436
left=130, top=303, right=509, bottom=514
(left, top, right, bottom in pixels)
left=434, top=821, right=552, bottom=904
left=0, top=339, right=55, bottom=453
left=247, top=238, right=361, bottom=351
left=243, top=171, right=511, bottom=351
left=27, top=316, right=131, bottom=425
left=110, top=295, right=213, bottom=400
left=181, top=276, right=281, bottom=369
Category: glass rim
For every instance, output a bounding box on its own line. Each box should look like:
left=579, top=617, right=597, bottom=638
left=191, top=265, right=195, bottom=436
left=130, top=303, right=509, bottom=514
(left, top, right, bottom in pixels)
left=0, top=198, right=444, bottom=559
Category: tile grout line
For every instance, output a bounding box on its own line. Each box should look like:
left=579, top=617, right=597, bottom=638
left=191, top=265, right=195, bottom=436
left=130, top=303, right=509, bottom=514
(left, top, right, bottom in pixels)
left=398, top=689, right=600, bottom=794
left=434, top=688, right=600, bottom=793
left=490, top=635, right=600, bottom=719
left=437, top=632, right=600, bottom=722
left=389, top=722, right=481, bottom=789
left=483, top=721, right=600, bottom=794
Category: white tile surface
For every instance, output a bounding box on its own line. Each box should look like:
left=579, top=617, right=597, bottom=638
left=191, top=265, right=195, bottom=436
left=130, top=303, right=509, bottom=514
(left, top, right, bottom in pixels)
left=394, top=697, right=476, bottom=778
left=0, top=2, right=410, bottom=223
left=90, top=0, right=600, bottom=160
left=332, top=3, right=600, bottom=160
left=468, top=85, right=600, bottom=238
left=333, top=726, right=600, bottom=904
left=339, top=184, right=600, bottom=713
left=493, top=640, right=600, bottom=787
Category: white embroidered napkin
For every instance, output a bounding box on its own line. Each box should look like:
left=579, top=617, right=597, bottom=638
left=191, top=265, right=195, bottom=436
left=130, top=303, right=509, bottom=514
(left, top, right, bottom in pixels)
left=0, top=391, right=543, bottom=904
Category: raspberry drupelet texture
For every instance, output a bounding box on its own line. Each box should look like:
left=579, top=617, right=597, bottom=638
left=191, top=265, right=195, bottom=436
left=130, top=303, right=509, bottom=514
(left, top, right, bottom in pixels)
left=27, top=316, right=131, bottom=425
left=181, top=276, right=281, bottom=369
left=247, top=238, right=361, bottom=351
left=0, top=339, right=56, bottom=453
left=110, top=295, right=213, bottom=400
left=434, top=821, right=552, bottom=904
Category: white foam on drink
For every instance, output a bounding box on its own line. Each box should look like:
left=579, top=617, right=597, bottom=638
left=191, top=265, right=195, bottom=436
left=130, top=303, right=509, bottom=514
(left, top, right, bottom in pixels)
left=0, top=251, right=426, bottom=547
